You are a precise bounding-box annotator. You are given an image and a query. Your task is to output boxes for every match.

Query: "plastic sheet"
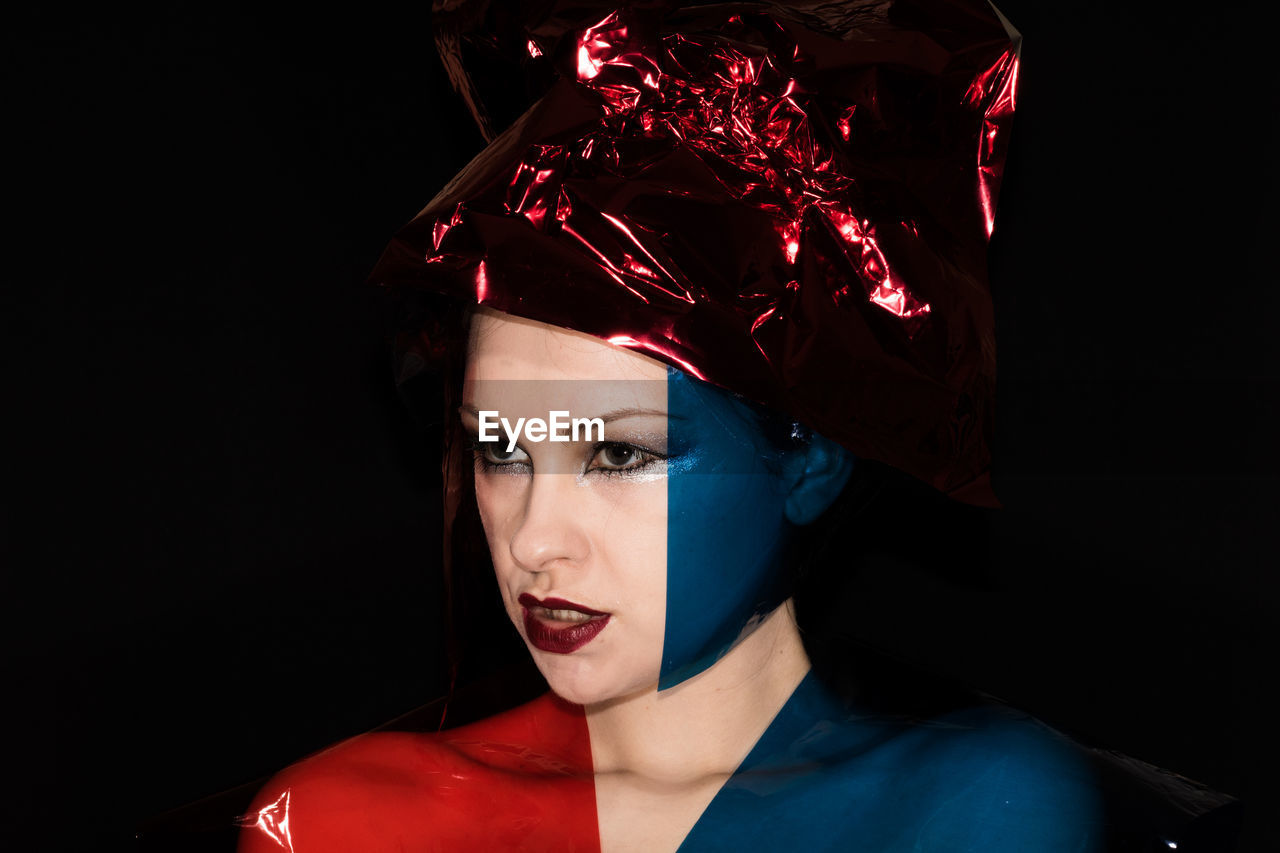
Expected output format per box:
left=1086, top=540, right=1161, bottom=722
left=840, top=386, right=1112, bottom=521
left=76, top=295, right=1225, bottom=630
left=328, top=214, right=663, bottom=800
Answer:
left=372, top=0, right=1022, bottom=505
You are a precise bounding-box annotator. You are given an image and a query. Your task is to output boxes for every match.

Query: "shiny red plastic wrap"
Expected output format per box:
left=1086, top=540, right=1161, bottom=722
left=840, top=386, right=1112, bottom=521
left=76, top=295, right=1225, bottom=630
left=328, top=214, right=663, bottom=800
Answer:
left=370, top=0, right=1021, bottom=505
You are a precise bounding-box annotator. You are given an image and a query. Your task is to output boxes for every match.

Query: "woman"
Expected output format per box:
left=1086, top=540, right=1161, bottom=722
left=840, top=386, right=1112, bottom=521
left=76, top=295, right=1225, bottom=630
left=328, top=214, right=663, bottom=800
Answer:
left=240, top=1, right=1106, bottom=849
left=240, top=309, right=1101, bottom=853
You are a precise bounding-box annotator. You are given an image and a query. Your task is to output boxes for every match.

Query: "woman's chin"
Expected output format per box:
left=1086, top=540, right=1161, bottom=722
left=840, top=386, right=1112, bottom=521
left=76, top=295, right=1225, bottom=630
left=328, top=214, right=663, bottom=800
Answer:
left=528, top=649, right=657, bottom=707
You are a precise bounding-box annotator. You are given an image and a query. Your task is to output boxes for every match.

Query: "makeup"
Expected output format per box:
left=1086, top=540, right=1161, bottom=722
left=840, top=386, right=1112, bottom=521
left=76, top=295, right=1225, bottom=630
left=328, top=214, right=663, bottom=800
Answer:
left=519, top=593, right=611, bottom=654
left=660, top=367, right=795, bottom=689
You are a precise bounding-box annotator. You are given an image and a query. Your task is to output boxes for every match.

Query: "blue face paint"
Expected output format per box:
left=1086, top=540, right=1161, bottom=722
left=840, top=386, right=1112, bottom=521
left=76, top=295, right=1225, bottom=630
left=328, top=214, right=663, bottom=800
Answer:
left=655, top=372, right=1104, bottom=847
left=659, top=367, right=795, bottom=689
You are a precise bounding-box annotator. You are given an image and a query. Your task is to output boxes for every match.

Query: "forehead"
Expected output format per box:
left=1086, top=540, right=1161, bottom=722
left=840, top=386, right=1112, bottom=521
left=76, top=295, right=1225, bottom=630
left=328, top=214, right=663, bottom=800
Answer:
left=466, top=308, right=668, bottom=384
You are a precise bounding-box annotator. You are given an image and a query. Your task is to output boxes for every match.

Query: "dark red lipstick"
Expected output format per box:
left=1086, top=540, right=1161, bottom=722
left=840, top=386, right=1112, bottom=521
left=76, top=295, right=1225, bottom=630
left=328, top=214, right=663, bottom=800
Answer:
left=518, top=593, right=611, bottom=653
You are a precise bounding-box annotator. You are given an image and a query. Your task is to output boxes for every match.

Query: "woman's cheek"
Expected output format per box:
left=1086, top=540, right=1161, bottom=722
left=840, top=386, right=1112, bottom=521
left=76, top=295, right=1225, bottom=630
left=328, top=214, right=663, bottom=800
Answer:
left=473, top=471, right=496, bottom=537
left=594, top=475, right=666, bottom=542
left=474, top=470, right=524, bottom=566
left=594, top=476, right=668, bottom=618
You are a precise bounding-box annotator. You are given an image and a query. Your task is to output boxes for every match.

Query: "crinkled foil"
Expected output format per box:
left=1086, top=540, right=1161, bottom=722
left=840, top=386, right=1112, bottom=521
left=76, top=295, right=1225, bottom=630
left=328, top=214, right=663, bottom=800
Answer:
left=370, top=0, right=1021, bottom=505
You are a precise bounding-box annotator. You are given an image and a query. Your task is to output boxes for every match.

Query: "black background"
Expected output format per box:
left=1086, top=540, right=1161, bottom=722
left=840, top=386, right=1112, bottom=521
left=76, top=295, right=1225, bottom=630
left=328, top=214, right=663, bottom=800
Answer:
left=11, top=1, right=1278, bottom=849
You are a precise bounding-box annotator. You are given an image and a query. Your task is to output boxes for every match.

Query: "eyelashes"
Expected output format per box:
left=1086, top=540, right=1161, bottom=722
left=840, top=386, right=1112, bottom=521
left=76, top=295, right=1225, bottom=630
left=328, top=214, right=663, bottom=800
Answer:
left=464, top=435, right=667, bottom=478
left=466, top=435, right=530, bottom=471
left=590, top=442, right=672, bottom=478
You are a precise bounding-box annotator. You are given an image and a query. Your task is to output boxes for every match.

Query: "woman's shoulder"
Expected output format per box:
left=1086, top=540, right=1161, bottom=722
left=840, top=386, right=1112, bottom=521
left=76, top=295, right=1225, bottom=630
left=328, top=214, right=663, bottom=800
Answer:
left=235, top=729, right=467, bottom=853
left=867, top=703, right=1106, bottom=851
left=908, top=702, right=1094, bottom=771
left=237, top=692, right=598, bottom=853
left=693, top=680, right=1105, bottom=852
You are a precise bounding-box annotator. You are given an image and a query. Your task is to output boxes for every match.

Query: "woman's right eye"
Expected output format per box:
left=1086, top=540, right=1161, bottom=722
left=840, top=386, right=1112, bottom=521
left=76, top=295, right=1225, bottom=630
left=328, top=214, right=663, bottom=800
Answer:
left=468, top=437, right=531, bottom=469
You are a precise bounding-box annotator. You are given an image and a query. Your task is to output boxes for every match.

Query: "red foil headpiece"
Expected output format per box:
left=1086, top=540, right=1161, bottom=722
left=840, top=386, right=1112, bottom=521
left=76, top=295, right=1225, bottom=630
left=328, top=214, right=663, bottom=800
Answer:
left=371, top=0, right=1020, bottom=505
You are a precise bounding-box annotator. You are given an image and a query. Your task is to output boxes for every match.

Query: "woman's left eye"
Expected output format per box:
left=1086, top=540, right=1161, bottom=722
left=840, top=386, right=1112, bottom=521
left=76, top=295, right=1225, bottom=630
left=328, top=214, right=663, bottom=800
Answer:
left=589, top=443, right=661, bottom=475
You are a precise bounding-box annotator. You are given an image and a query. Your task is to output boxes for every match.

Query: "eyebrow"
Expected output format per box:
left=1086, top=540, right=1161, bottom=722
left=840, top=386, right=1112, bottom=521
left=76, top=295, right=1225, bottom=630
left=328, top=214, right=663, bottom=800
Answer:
left=458, top=405, right=683, bottom=422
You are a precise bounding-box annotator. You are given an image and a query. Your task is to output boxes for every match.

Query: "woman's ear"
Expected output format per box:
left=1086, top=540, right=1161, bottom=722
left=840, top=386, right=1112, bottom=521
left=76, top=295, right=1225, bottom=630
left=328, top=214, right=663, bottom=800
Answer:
left=782, top=433, right=856, bottom=525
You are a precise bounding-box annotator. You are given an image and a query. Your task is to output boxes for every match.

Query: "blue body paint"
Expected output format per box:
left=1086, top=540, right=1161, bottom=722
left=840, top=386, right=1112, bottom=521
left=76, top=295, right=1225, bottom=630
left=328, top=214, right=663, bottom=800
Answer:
left=679, top=672, right=1104, bottom=851
left=655, top=368, right=1102, bottom=847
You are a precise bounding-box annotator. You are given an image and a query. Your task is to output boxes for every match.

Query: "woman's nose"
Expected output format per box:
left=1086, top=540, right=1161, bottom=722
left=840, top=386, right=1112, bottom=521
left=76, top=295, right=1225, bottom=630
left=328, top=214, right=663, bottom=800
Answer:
left=508, top=472, right=591, bottom=573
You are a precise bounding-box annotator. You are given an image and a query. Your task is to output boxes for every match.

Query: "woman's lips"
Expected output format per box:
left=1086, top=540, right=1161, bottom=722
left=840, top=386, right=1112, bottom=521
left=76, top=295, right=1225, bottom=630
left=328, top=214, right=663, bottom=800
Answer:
left=518, top=593, right=611, bottom=654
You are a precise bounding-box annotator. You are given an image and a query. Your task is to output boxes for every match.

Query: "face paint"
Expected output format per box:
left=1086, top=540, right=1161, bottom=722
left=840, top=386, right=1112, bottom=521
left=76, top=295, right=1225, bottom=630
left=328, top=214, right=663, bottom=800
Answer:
left=660, top=366, right=793, bottom=689
left=465, top=309, right=813, bottom=701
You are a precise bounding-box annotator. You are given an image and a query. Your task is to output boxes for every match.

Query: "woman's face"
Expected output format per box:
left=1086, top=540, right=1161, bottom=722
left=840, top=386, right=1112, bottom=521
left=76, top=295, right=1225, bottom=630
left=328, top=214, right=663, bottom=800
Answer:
left=461, top=309, right=814, bottom=705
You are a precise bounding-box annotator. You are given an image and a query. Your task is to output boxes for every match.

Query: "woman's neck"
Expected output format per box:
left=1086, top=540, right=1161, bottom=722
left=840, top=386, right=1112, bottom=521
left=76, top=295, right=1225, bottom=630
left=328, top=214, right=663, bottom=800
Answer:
left=584, top=599, right=810, bottom=784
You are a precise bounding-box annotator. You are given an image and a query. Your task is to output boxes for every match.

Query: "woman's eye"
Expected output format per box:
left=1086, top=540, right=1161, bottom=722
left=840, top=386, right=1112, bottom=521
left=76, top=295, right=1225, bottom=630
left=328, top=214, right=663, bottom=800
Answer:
left=487, top=445, right=523, bottom=463
left=469, top=438, right=530, bottom=469
left=590, top=443, right=660, bottom=474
